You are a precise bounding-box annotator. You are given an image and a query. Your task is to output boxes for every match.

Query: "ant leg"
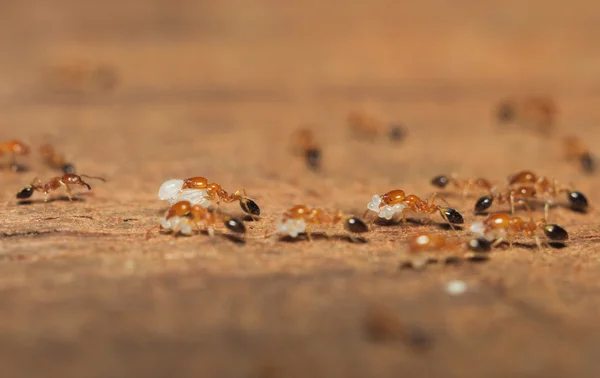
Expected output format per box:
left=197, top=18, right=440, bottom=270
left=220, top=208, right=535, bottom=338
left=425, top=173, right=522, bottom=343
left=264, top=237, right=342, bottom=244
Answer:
left=491, top=237, right=505, bottom=249
left=59, top=181, right=73, bottom=200
left=207, top=227, right=215, bottom=238
left=305, top=225, right=313, bottom=242
left=535, top=236, right=544, bottom=250
left=145, top=225, right=161, bottom=240
left=544, top=202, right=550, bottom=222
left=510, top=193, right=516, bottom=215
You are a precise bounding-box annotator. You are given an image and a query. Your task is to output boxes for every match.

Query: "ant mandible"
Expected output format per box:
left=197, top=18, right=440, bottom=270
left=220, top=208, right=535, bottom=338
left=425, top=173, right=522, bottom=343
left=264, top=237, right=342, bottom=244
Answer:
left=158, top=176, right=261, bottom=217
left=365, top=190, right=464, bottom=226
left=16, top=174, right=105, bottom=202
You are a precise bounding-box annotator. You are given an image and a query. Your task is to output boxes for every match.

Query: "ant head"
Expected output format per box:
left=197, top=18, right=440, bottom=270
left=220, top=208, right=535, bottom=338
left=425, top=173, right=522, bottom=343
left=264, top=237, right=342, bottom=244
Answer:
left=474, top=196, right=493, bottom=213
left=440, top=207, right=464, bottom=224
left=305, top=148, right=321, bottom=171
left=496, top=102, right=515, bottom=122
left=467, top=238, right=491, bottom=252
left=240, top=197, right=260, bottom=216
left=580, top=153, right=595, bottom=174
left=542, top=224, right=569, bottom=241
left=225, top=218, right=246, bottom=234
left=8, top=140, right=30, bottom=155
left=61, top=163, right=76, bottom=175
left=16, top=185, right=34, bottom=199
left=431, top=175, right=449, bottom=188
left=64, top=174, right=91, bottom=190
left=567, top=191, right=588, bottom=212
left=387, top=124, right=405, bottom=142
left=344, top=216, right=369, bottom=234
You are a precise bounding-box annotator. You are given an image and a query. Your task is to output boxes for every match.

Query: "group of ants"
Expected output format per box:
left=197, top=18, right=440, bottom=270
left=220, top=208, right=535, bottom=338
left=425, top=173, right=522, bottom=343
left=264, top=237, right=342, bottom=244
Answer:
left=4, top=96, right=595, bottom=267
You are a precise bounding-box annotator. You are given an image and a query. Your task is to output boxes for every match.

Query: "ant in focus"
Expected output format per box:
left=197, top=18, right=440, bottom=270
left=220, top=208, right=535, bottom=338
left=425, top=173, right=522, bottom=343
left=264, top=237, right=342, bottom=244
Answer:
left=290, top=127, right=321, bottom=171
left=365, top=190, right=464, bottom=226
left=0, top=140, right=30, bottom=172
left=469, top=211, right=568, bottom=249
left=39, top=144, right=76, bottom=174
left=347, top=111, right=405, bottom=142
left=495, top=96, right=558, bottom=134
left=563, top=135, right=595, bottom=174
left=276, top=205, right=369, bottom=241
left=158, top=176, right=261, bottom=217
left=16, top=174, right=105, bottom=202
left=157, top=200, right=246, bottom=237
left=399, top=231, right=491, bottom=269
left=430, top=174, right=494, bottom=197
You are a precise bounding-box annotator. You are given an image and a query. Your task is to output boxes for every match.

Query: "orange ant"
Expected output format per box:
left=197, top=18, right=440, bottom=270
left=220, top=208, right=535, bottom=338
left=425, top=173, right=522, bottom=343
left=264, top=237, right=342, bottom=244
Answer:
left=399, top=231, right=491, bottom=269
left=473, top=186, right=538, bottom=215
left=495, top=96, right=558, bottom=134
left=430, top=174, right=494, bottom=197
left=347, top=111, right=405, bottom=142
left=276, top=205, right=369, bottom=241
left=563, top=135, right=595, bottom=174
left=365, top=190, right=464, bottom=225
left=158, top=177, right=260, bottom=217
left=157, top=200, right=246, bottom=237
left=0, top=140, right=30, bottom=171
left=16, top=174, right=105, bottom=202
left=469, top=212, right=568, bottom=249
left=39, top=144, right=76, bottom=174
left=290, top=127, right=321, bottom=171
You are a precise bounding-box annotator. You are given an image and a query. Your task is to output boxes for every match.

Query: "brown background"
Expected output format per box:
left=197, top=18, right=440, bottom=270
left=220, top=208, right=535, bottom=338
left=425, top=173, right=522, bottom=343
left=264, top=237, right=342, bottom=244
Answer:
left=1, top=1, right=600, bottom=377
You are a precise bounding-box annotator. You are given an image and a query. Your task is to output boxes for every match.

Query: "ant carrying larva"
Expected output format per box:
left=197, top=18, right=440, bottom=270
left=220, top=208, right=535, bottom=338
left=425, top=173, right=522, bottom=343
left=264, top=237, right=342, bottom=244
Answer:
left=290, top=127, right=321, bottom=171
left=154, top=200, right=246, bottom=238
left=365, top=190, right=464, bottom=226
left=158, top=176, right=261, bottom=217
left=0, top=140, right=30, bottom=172
left=16, top=174, right=105, bottom=202
left=39, top=144, right=76, bottom=174
left=276, top=205, right=369, bottom=241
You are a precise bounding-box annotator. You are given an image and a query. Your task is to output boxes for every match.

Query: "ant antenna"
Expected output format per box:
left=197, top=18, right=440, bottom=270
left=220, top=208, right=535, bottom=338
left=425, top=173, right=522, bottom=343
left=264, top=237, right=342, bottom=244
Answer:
left=80, top=174, right=107, bottom=182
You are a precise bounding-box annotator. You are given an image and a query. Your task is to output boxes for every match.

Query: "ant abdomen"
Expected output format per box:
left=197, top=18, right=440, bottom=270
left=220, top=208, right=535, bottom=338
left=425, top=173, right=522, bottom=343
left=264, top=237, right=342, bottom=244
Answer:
left=543, top=224, right=569, bottom=241
left=441, top=208, right=464, bottom=224
left=430, top=175, right=450, bottom=189
left=225, top=218, right=246, bottom=234
left=345, top=216, right=369, bottom=234
left=567, top=191, right=589, bottom=212
left=16, top=186, right=34, bottom=199
left=305, top=148, right=321, bottom=171
left=467, top=238, right=491, bottom=252
left=240, top=198, right=260, bottom=216
left=474, top=196, right=493, bottom=213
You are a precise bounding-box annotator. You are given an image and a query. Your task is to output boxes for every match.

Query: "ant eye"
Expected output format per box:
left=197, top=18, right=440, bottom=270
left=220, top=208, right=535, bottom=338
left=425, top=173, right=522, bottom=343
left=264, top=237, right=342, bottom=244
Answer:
left=16, top=186, right=33, bottom=199
left=240, top=198, right=260, bottom=216
left=474, top=196, right=493, bottom=213
left=430, top=175, right=449, bottom=188
left=345, top=217, right=369, bottom=233
left=305, top=148, right=321, bottom=170
left=543, top=224, right=569, bottom=241
left=581, top=153, right=595, bottom=174
left=568, top=191, right=589, bottom=212
left=442, top=208, right=464, bottom=224
left=387, top=124, right=405, bottom=142
left=496, top=102, right=514, bottom=122
left=62, top=163, right=76, bottom=174
left=225, top=218, right=246, bottom=234
left=467, top=238, right=491, bottom=252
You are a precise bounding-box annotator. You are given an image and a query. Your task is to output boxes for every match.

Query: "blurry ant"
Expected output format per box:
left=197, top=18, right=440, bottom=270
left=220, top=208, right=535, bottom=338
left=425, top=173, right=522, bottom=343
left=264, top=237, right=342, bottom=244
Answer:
left=563, top=135, right=595, bottom=174
left=0, top=140, right=30, bottom=171
left=365, top=190, right=464, bottom=226
left=16, top=174, right=105, bottom=202
left=276, top=205, right=369, bottom=241
left=156, top=200, right=246, bottom=237
left=495, top=96, right=558, bottom=134
left=430, top=174, right=494, bottom=197
left=158, top=177, right=260, bottom=217
left=399, top=231, right=491, bottom=269
left=290, top=127, right=321, bottom=171
left=39, top=144, right=76, bottom=174
left=473, top=186, right=538, bottom=215
left=469, top=211, right=568, bottom=249
left=347, top=111, right=405, bottom=142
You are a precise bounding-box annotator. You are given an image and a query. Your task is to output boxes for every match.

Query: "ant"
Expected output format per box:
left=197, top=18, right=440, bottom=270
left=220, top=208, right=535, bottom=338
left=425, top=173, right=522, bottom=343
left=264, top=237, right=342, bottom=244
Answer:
left=473, top=186, right=538, bottom=215
left=495, top=96, right=558, bottom=134
left=365, top=190, right=464, bottom=226
left=158, top=177, right=260, bottom=217
left=469, top=212, right=568, bottom=249
left=399, top=231, right=491, bottom=269
left=39, top=144, right=76, bottom=174
left=16, top=174, right=105, bottom=202
left=158, top=200, right=246, bottom=237
left=563, top=135, right=595, bottom=174
left=347, top=111, right=405, bottom=142
left=290, top=127, right=321, bottom=171
left=430, top=174, right=494, bottom=197
left=276, top=205, right=369, bottom=241
left=0, top=140, right=30, bottom=171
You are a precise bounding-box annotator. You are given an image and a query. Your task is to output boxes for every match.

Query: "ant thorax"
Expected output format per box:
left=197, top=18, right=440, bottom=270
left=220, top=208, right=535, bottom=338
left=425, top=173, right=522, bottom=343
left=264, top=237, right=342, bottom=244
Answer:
left=367, top=194, right=406, bottom=220
left=158, top=179, right=212, bottom=207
